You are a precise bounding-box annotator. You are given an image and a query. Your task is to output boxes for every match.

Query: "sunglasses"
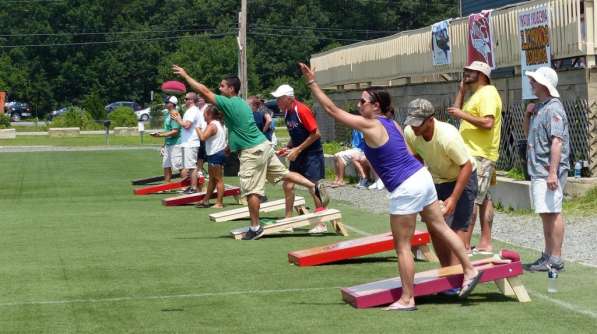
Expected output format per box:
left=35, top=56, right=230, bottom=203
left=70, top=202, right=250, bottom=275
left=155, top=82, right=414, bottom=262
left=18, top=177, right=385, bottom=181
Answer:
left=359, top=98, right=370, bottom=105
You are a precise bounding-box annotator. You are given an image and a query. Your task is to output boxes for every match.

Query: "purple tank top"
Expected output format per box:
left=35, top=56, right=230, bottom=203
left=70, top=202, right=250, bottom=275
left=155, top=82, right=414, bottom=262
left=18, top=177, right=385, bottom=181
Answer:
left=363, top=117, right=422, bottom=192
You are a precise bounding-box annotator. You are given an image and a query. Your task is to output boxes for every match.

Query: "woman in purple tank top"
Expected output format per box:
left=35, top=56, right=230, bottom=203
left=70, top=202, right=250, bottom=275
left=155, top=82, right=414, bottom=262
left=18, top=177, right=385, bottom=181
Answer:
left=300, top=63, right=482, bottom=311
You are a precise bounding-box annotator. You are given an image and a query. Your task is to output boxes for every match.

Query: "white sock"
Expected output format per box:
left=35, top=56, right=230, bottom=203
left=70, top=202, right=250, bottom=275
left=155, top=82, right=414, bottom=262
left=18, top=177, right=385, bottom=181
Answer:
left=250, top=225, right=260, bottom=232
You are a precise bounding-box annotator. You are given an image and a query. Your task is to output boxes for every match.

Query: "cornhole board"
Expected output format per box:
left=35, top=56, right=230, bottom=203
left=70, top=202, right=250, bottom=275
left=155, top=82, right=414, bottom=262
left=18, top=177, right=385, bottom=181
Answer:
left=209, top=197, right=308, bottom=222
left=341, top=250, right=530, bottom=308
left=161, top=185, right=241, bottom=206
left=230, top=209, right=347, bottom=240
left=133, top=177, right=191, bottom=195
left=131, top=173, right=181, bottom=185
left=288, top=231, right=436, bottom=266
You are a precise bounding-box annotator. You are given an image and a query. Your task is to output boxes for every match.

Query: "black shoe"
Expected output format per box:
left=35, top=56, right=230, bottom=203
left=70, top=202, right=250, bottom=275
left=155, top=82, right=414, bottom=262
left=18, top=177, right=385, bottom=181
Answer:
left=314, top=182, right=330, bottom=208
left=183, top=187, right=197, bottom=195
left=524, top=253, right=549, bottom=272
left=242, top=225, right=265, bottom=240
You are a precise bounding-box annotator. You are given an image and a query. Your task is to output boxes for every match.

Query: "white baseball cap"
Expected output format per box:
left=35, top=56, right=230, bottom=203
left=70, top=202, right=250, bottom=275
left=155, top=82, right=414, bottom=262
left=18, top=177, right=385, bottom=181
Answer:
left=525, top=67, right=559, bottom=98
left=464, top=61, right=492, bottom=80
left=165, top=96, right=178, bottom=105
left=271, top=84, right=294, bottom=98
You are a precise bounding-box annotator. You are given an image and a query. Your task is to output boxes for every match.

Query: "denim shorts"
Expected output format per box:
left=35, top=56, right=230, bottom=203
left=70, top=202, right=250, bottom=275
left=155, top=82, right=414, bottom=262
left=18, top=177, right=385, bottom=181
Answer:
left=207, top=150, right=226, bottom=166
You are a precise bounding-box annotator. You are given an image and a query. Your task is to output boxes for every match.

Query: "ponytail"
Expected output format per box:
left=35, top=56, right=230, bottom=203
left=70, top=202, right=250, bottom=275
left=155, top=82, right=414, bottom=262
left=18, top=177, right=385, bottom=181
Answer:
left=365, top=88, right=395, bottom=118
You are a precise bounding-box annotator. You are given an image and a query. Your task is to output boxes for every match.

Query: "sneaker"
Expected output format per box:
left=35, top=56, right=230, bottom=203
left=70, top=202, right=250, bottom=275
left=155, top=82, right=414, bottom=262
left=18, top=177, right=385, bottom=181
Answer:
left=356, top=178, right=369, bottom=189
left=314, top=182, right=330, bottom=208
left=308, top=224, right=328, bottom=234
left=438, top=287, right=461, bottom=296
left=183, top=187, right=197, bottom=195
left=524, top=252, right=549, bottom=272
left=242, top=225, right=265, bottom=240
left=547, top=257, right=565, bottom=272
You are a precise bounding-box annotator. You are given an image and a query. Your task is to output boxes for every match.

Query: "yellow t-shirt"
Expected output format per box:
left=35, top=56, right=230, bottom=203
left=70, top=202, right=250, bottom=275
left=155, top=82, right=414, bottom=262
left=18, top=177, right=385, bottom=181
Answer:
left=459, top=85, right=502, bottom=162
left=404, top=121, right=475, bottom=184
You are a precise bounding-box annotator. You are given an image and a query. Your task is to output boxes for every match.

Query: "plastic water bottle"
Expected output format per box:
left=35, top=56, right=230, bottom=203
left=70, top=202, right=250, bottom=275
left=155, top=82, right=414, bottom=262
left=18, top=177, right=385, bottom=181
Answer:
left=574, top=161, right=582, bottom=178
left=547, top=266, right=558, bottom=293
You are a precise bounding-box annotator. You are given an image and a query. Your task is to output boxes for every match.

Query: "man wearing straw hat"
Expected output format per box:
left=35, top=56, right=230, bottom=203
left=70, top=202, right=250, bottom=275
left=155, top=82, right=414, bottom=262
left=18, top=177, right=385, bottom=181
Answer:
left=523, top=67, right=570, bottom=272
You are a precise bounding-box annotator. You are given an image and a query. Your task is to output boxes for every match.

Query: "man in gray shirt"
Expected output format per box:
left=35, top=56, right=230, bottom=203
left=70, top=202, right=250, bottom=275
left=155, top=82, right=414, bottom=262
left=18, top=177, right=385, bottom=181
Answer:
left=523, top=67, right=570, bottom=272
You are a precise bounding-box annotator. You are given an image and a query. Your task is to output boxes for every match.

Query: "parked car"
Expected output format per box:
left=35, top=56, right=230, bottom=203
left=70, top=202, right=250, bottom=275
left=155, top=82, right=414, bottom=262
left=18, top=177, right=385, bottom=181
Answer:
left=135, top=107, right=151, bottom=121
left=4, top=101, right=32, bottom=121
left=48, top=107, right=68, bottom=121
left=105, top=101, right=142, bottom=113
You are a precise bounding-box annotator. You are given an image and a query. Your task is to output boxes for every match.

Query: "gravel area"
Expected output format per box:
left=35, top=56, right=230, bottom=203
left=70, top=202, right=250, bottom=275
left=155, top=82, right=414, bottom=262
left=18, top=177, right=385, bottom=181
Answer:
left=0, top=145, right=160, bottom=153
left=326, top=183, right=597, bottom=267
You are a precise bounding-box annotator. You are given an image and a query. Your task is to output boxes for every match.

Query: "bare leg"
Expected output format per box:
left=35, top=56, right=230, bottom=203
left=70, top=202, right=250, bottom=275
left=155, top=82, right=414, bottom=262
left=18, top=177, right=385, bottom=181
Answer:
left=464, top=204, right=478, bottom=251
left=201, top=178, right=216, bottom=206
left=196, top=159, right=205, bottom=191
left=540, top=213, right=564, bottom=257
left=213, top=165, right=224, bottom=208
left=282, top=172, right=323, bottom=208
left=386, top=213, right=417, bottom=308
left=476, top=198, right=494, bottom=251
left=247, top=194, right=262, bottom=227
left=420, top=201, right=478, bottom=282
left=352, top=158, right=367, bottom=179
left=334, top=157, right=346, bottom=185
left=283, top=180, right=295, bottom=218
left=164, top=167, right=172, bottom=183
left=189, top=168, right=198, bottom=190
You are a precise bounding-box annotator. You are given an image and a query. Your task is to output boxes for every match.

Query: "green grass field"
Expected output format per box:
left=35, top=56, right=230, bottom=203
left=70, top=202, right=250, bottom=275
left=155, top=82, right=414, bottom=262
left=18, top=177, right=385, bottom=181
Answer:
left=0, top=135, right=163, bottom=146
left=0, top=150, right=596, bottom=333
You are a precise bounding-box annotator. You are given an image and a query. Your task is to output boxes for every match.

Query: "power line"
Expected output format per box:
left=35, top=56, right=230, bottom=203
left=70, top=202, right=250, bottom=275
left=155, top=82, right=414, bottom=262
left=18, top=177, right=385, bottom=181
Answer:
left=248, top=31, right=363, bottom=42
left=249, top=24, right=397, bottom=34
left=0, top=32, right=234, bottom=49
left=0, top=26, right=235, bottom=38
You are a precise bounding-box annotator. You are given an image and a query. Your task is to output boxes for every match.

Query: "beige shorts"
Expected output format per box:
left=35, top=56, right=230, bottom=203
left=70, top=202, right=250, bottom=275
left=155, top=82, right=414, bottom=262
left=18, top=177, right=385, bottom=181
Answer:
left=162, top=145, right=182, bottom=170
left=335, top=148, right=365, bottom=166
left=474, top=156, right=496, bottom=204
left=181, top=146, right=199, bottom=169
left=238, top=141, right=289, bottom=197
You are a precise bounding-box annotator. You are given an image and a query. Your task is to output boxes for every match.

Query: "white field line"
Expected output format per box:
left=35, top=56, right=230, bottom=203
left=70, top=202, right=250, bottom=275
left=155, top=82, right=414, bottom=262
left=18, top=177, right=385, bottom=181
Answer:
left=528, top=289, right=597, bottom=320
left=0, top=287, right=339, bottom=308
left=342, top=223, right=372, bottom=236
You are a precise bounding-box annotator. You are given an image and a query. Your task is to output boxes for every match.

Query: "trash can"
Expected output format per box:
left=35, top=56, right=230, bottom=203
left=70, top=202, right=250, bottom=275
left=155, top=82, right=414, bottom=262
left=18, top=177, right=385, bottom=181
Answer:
left=517, top=139, right=531, bottom=181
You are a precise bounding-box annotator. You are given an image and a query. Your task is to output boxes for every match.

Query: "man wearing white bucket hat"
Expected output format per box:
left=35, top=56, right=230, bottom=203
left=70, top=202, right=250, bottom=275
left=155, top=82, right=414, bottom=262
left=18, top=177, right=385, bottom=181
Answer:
left=448, top=61, right=502, bottom=255
left=523, top=66, right=570, bottom=272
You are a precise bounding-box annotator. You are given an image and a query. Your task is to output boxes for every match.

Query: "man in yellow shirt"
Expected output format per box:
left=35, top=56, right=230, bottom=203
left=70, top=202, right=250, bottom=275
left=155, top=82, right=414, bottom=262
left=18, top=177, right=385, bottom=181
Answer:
left=448, top=61, right=502, bottom=254
left=404, top=98, right=477, bottom=269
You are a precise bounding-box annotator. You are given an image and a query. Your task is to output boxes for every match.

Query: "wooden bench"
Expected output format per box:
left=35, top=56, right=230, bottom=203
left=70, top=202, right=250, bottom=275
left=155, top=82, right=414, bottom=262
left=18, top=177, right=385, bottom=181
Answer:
left=230, top=209, right=347, bottom=240
left=209, top=197, right=308, bottom=222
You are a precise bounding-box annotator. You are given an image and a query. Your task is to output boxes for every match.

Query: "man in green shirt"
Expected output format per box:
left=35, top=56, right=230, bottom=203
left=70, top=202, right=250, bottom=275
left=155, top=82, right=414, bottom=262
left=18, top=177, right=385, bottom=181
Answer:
left=150, top=96, right=182, bottom=183
left=172, top=65, right=329, bottom=240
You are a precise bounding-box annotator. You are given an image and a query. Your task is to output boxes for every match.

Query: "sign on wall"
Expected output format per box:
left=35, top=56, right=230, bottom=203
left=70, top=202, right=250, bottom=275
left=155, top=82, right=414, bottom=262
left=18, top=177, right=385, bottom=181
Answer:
left=519, top=6, right=551, bottom=100
left=432, top=20, right=452, bottom=66
left=467, top=10, right=495, bottom=68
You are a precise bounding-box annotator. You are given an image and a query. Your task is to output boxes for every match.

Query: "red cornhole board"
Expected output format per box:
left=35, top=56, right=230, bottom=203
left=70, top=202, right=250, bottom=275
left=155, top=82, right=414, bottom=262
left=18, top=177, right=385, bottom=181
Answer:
left=161, top=185, right=241, bottom=206
left=131, top=173, right=181, bottom=186
left=288, top=231, right=433, bottom=266
left=133, top=177, right=192, bottom=195
left=341, top=250, right=530, bottom=308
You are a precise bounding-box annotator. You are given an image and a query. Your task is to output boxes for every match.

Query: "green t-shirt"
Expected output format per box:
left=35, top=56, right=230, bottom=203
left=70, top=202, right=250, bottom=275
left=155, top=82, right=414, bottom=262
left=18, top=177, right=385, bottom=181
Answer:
left=215, top=95, right=266, bottom=151
left=162, top=110, right=182, bottom=146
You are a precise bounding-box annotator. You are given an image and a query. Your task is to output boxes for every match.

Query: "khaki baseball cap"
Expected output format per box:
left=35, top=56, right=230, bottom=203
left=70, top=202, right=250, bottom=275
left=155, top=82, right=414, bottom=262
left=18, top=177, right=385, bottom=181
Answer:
left=404, top=98, right=434, bottom=127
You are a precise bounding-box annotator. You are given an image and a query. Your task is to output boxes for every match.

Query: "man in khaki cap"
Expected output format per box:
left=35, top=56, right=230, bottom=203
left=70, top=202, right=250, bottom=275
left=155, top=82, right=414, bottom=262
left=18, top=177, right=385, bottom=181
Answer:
left=523, top=67, right=569, bottom=272
left=448, top=61, right=502, bottom=255
left=404, top=98, right=478, bottom=275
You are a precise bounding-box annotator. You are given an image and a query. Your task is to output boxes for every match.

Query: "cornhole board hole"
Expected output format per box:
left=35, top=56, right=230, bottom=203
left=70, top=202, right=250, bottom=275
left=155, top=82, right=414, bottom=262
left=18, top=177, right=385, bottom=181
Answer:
left=133, top=177, right=192, bottom=195
left=341, top=250, right=530, bottom=308
left=162, top=185, right=241, bottom=206
left=209, top=197, right=308, bottom=222
left=131, top=173, right=181, bottom=185
left=230, top=209, right=347, bottom=240
left=288, top=230, right=436, bottom=266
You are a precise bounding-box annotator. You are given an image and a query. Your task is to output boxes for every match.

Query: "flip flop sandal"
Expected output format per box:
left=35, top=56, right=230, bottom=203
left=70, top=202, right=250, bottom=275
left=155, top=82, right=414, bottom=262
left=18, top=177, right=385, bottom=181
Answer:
left=382, top=301, right=417, bottom=311
left=195, top=202, right=211, bottom=208
left=459, top=270, right=484, bottom=299
left=475, top=249, right=494, bottom=255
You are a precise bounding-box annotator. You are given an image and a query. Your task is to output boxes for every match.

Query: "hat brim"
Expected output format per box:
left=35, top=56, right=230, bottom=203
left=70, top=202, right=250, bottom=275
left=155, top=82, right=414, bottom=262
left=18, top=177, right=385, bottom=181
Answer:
left=525, top=71, right=560, bottom=98
left=404, top=116, right=425, bottom=127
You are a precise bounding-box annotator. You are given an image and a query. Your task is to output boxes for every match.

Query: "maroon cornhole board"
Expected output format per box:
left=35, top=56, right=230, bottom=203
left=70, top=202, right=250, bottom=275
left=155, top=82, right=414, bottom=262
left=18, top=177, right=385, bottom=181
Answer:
left=161, top=185, right=240, bottom=206
left=341, top=250, right=523, bottom=308
left=288, top=231, right=430, bottom=267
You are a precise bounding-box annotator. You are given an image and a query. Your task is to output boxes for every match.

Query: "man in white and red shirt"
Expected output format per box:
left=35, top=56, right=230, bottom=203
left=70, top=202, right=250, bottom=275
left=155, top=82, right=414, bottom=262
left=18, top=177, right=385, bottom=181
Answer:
left=272, top=84, right=327, bottom=233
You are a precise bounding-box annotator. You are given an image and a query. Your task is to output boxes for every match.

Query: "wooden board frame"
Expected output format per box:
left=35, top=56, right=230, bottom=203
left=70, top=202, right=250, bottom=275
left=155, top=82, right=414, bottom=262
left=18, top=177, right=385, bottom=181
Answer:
left=230, top=209, right=347, bottom=240
left=133, top=178, right=191, bottom=195
left=131, top=173, right=181, bottom=185
left=161, top=185, right=240, bottom=206
left=209, top=197, right=308, bottom=222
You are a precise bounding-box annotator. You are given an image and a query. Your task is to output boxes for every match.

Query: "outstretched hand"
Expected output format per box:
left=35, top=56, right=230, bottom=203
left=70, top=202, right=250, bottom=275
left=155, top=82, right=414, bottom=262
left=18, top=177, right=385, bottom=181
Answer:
left=298, top=63, right=315, bottom=82
left=172, top=64, right=188, bottom=78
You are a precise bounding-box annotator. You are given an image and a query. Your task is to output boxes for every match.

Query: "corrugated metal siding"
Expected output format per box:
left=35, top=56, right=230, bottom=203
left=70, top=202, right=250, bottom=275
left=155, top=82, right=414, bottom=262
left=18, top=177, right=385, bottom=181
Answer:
left=462, top=0, right=529, bottom=15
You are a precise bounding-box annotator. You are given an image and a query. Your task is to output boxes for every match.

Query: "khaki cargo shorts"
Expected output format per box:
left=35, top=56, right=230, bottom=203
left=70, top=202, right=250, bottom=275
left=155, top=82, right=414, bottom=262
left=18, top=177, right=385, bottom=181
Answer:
left=474, top=156, right=496, bottom=204
left=238, top=141, right=289, bottom=197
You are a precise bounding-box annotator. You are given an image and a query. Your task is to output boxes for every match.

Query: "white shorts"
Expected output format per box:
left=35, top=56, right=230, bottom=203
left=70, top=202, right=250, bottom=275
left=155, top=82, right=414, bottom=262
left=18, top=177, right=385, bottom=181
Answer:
left=162, top=145, right=182, bottom=170
left=530, top=173, right=567, bottom=213
left=181, top=146, right=199, bottom=169
left=388, top=168, right=437, bottom=215
left=335, top=148, right=364, bottom=166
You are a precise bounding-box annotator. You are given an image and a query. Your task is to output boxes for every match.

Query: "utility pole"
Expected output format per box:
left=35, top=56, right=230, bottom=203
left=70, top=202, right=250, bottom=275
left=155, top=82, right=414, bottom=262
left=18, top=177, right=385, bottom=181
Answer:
left=237, top=0, right=248, bottom=99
